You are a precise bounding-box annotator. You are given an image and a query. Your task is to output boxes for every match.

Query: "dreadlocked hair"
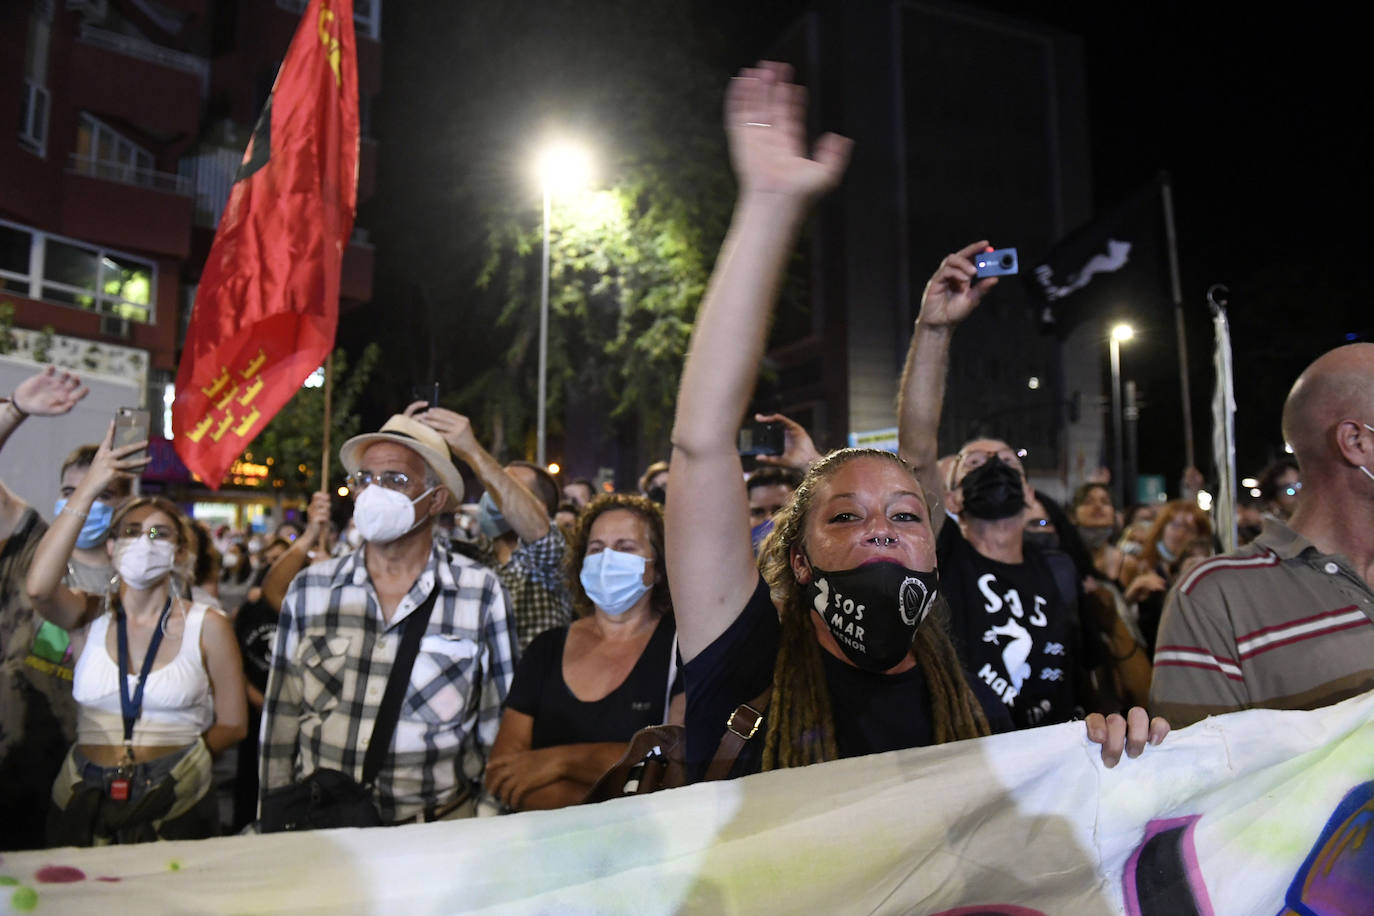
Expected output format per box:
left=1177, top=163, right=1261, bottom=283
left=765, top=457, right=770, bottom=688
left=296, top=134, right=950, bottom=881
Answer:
left=756, top=448, right=991, bottom=770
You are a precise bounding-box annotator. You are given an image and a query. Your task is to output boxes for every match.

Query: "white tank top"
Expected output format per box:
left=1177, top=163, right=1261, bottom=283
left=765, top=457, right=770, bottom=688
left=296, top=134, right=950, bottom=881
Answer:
left=73, top=602, right=215, bottom=746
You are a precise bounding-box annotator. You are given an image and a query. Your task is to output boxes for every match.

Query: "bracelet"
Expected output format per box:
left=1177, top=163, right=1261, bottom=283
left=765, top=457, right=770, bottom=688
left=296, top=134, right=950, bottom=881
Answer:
left=61, top=504, right=89, bottom=520
left=4, top=395, right=26, bottom=418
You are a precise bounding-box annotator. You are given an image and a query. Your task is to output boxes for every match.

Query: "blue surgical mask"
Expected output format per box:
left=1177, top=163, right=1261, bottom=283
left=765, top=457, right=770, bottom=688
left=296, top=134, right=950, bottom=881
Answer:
left=750, top=517, right=775, bottom=556
left=477, top=491, right=512, bottom=539
left=580, top=548, right=653, bottom=617
left=55, top=498, right=114, bottom=549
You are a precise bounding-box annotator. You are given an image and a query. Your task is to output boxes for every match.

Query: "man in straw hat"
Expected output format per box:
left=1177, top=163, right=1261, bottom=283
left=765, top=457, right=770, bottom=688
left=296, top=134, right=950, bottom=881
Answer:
left=260, top=413, right=516, bottom=823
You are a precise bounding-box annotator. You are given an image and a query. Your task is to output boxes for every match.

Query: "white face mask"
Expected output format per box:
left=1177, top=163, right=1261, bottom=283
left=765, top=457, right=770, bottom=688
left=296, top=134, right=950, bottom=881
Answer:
left=353, top=484, right=435, bottom=544
left=117, top=537, right=177, bottom=590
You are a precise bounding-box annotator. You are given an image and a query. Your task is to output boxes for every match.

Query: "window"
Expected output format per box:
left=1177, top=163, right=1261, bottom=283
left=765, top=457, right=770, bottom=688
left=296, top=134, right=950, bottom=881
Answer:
left=18, top=80, right=49, bottom=156
left=20, top=2, right=53, bottom=156
left=0, top=218, right=156, bottom=323
left=74, top=114, right=153, bottom=184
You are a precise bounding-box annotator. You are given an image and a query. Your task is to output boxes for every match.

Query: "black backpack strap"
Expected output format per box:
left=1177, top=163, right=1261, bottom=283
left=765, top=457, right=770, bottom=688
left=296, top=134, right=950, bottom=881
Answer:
left=361, top=586, right=441, bottom=788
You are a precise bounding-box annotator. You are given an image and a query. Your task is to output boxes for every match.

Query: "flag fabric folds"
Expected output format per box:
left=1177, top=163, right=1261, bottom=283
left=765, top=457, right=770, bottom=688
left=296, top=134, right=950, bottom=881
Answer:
left=1026, top=178, right=1170, bottom=338
left=172, top=0, right=358, bottom=487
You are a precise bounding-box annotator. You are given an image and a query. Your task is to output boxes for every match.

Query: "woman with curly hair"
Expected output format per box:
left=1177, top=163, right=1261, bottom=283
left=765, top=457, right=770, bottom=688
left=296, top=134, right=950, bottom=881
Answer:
left=486, top=494, right=680, bottom=810
left=668, top=62, right=1166, bottom=780
left=1120, top=499, right=1215, bottom=653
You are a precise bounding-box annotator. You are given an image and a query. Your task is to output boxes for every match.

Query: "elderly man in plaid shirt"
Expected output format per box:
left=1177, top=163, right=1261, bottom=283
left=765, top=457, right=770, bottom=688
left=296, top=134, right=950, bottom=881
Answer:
left=404, top=402, right=572, bottom=650
left=260, top=414, right=516, bottom=823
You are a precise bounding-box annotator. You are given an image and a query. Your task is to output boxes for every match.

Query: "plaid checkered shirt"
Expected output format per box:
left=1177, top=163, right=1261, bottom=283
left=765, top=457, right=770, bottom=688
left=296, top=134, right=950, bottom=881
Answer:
left=472, top=525, right=572, bottom=651
left=259, top=542, right=515, bottom=822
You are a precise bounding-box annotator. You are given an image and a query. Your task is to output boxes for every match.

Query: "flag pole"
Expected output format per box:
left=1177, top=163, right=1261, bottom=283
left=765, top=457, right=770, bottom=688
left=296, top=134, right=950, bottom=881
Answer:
left=1161, top=172, right=1195, bottom=470
left=320, top=351, right=333, bottom=488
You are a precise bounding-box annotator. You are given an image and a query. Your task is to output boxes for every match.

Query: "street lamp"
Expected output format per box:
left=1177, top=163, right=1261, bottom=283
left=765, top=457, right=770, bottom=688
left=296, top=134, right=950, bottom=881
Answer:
left=534, top=142, right=591, bottom=466
left=1109, top=323, right=1135, bottom=507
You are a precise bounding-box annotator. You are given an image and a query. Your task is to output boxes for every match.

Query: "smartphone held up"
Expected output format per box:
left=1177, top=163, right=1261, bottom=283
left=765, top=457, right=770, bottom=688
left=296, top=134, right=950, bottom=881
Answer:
left=113, top=407, right=151, bottom=461
left=974, top=247, right=1018, bottom=279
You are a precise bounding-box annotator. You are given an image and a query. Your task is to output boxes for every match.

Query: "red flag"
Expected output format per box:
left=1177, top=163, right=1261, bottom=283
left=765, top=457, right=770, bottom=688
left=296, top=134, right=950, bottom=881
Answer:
left=172, top=0, right=358, bottom=487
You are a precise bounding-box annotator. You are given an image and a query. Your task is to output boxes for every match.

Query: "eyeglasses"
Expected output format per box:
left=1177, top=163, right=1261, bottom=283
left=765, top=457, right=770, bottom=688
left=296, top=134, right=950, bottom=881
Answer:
left=118, top=524, right=176, bottom=542
left=346, top=470, right=414, bottom=494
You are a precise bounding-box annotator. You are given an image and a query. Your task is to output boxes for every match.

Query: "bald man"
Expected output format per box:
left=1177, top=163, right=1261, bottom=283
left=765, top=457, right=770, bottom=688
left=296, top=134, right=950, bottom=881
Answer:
left=1150, top=344, right=1374, bottom=727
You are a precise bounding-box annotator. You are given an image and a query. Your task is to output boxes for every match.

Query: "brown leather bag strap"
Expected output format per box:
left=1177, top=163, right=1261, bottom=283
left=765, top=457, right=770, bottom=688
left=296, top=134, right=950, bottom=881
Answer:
left=702, top=684, right=773, bottom=782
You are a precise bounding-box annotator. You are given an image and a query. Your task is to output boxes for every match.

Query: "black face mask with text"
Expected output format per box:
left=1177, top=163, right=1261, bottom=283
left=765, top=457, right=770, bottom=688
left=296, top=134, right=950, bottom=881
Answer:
left=803, top=561, right=940, bottom=672
left=960, top=456, right=1026, bottom=520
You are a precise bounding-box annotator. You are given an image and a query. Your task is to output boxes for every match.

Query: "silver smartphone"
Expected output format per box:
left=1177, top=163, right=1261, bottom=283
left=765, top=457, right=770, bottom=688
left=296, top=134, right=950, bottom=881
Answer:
left=114, top=407, right=151, bottom=460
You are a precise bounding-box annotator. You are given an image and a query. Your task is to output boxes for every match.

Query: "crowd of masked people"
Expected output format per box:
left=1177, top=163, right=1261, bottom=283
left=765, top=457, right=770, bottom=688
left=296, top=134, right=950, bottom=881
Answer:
left=3, top=62, right=1371, bottom=850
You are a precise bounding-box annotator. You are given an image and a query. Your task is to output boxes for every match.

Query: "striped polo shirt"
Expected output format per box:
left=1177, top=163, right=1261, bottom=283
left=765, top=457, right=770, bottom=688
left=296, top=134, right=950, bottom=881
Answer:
left=1149, top=519, right=1374, bottom=727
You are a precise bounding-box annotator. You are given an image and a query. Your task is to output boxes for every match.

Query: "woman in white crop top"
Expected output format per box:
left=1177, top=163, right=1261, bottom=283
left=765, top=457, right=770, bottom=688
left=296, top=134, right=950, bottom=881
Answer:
left=25, top=425, right=247, bottom=846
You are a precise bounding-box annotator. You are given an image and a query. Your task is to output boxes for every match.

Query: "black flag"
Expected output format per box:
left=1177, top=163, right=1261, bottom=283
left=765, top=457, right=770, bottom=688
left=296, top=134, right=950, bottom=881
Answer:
left=1026, top=178, right=1171, bottom=338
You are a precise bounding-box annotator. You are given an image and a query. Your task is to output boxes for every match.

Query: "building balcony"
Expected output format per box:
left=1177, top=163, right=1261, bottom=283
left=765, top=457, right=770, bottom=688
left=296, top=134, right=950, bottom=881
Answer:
left=70, top=154, right=193, bottom=196
left=68, top=24, right=206, bottom=137
left=60, top=163, right=194, bottom=259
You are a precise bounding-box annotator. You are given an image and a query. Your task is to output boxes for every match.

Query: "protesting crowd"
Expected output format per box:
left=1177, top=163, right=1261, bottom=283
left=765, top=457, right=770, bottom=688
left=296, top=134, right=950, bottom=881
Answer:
left=1, top=62, right=1371, bottom=853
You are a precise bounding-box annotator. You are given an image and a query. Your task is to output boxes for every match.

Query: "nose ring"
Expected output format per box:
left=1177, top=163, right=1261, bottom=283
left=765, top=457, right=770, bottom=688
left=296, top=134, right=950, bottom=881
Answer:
left=870, top=536, right=897, bottom=546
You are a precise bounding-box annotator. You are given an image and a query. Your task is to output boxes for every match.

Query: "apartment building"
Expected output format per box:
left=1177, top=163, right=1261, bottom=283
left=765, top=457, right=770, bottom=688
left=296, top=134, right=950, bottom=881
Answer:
left=0, top=0, right=379, bottom=517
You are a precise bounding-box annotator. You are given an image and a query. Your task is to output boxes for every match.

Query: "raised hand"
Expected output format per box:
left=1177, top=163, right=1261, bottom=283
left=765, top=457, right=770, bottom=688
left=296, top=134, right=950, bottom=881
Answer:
left=411, top=405, right=481, bottom=459
left=918, top=240, right=1001, bottom=329
left=12, top=366, right=89, bottom=417
left=77, top=421, right=149, bottom=502
left=300, top=491, right=332, bottom=551
left=726, top=61, right=853, bottom=201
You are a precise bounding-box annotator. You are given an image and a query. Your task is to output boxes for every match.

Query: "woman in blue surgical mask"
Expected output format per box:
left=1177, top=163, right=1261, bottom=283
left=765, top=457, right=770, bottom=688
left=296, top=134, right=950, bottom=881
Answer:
left=486, top=493, right=679, bottom=811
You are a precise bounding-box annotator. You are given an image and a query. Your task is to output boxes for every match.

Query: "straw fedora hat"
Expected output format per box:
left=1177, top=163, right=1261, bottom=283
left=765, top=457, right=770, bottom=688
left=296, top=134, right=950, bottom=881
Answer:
left=340, top=415, right=464, bottom=511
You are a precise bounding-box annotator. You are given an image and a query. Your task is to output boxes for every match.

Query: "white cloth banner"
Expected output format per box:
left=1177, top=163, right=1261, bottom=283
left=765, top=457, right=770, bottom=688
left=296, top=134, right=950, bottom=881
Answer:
left=4, top=691, right=1374, bottom=914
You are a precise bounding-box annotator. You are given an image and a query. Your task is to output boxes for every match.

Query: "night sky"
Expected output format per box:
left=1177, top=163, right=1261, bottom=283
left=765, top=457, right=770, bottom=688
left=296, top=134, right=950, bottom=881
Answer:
left=373, top=1, right=1371, bottom=487
left=980, top=2, right=1372, bottom=482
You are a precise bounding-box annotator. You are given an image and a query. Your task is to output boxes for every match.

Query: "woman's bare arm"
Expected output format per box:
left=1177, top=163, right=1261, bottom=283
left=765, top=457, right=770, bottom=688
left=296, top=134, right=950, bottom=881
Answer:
left=667, top=62, right=852, bottom=661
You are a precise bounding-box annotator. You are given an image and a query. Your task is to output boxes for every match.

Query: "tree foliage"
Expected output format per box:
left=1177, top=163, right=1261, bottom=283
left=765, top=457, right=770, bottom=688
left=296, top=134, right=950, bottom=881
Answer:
left=359, top=0, right=740, bottom=463
left=245, top=343, right=381, bottom=496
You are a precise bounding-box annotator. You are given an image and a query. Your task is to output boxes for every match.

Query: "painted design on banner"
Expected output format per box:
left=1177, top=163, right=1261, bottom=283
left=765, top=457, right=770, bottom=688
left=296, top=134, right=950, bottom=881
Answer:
left=1281, top=780, right=1374, bottom=915
left=1123, top=815, right=1214, bottom=916
left=1120, top=783, right=1374, bottom=915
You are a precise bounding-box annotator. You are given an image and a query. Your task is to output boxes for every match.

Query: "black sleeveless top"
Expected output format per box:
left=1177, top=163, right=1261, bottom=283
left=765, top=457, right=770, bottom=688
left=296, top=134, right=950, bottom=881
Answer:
left=505, top=614, right=682, bottom=748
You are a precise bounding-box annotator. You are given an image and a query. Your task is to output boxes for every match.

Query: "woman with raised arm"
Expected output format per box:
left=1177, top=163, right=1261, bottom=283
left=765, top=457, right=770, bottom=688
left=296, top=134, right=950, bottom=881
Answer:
left=668, top=62, right=1165, bottom=781
left=25, top=428, right=247, bottom=845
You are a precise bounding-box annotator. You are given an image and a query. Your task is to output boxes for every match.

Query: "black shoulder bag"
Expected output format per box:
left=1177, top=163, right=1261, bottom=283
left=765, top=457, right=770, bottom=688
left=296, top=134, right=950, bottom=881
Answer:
left=260, top=587, right=439, bottom=832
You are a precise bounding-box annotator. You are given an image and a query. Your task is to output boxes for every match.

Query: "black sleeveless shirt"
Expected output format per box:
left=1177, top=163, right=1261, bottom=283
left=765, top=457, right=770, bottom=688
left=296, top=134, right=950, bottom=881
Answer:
left=505, top=614, right=681, bottom=748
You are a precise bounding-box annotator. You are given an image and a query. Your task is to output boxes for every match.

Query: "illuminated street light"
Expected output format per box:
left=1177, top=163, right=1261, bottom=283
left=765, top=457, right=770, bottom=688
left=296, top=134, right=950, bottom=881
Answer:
left=533, top=141, right=592, bottom=466
left=1109, top=322, right=1136, bottom=507
left=547, top=462, right=561, bottom=475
